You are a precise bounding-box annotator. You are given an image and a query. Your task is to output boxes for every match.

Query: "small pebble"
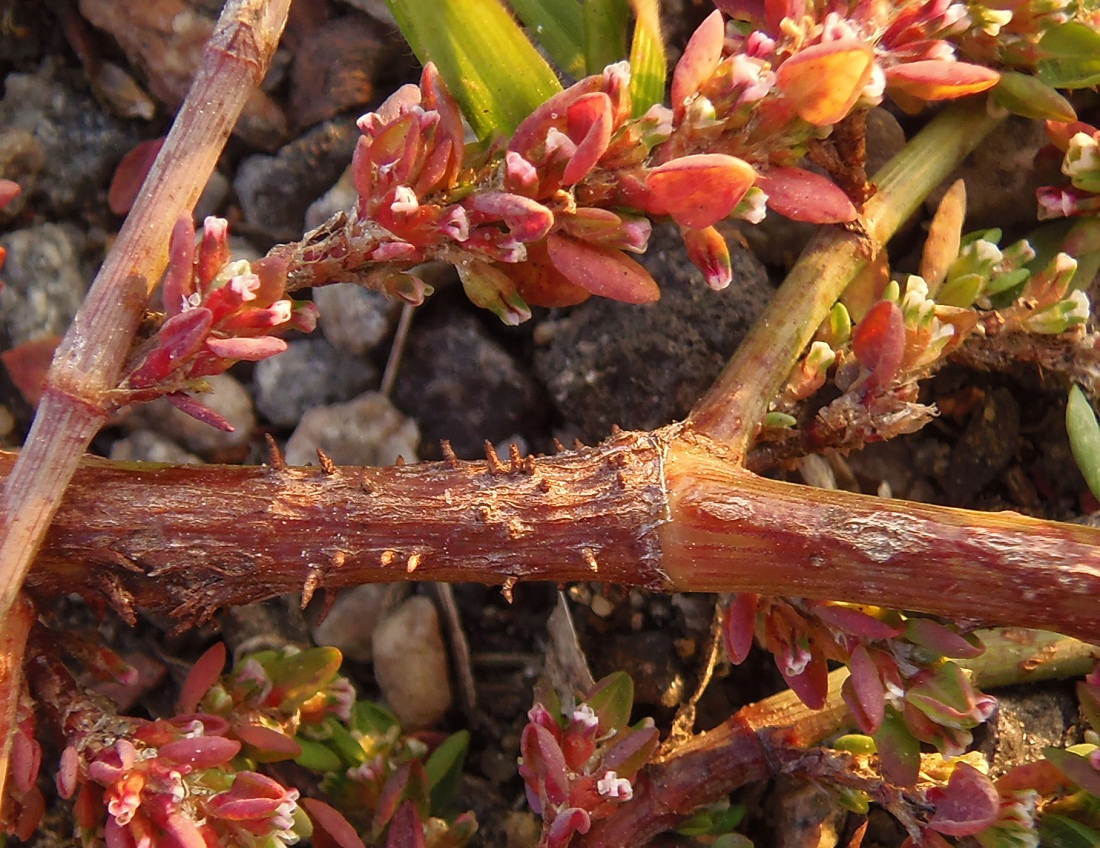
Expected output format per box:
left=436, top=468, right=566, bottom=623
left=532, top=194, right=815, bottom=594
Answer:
left=136, top=373, right=256, bottom=460
left=253, top=338, right=377, bottom=427
left=372, top=596, right=453, bottom=730
left=0, top=224, right=86, bottom=349
left=109, top=429, right=201, bottom=464
left=311, top=584, right=401, bottom=663
left=313, top=283, right=400, bottom=356
left=284, top=391, right=419, bottom=466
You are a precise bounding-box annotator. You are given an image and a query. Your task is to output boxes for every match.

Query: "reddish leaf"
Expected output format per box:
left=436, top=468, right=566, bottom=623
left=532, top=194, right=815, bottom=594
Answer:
left=510, top=76, right=604, bottom=160
left=926, top=763, right=1000, bottom=836
left=723, top=593, right=759, bottom=664
left=851, top=299, right=905, bottom=391
left=814, top=604, right=901, bottom=640
left=546, top=233, right=660, bottom=303
left=506, top=241, right=591, bottom=307
left=776, top=40, right=874, bottom=126
left=178, top=642, right=226, bottom=713
left=885, top=61, right=999, bottom=101
left=671, top=10, right=726, bottom=121
left=520, top=723, right=571, bottom=807
left=780, top=651, right=829, bottom=710
left=469, top=192, right=554, bottom=243
left=385, top=801, right=425, bottom=848
left=562, top=92, right=613, bottom=186
left=0, top=179, right=22, bottom=209
left=645, top=154, right=756, bottom=229
left=756, top=167, right=857, bottom=223
left=1, top=335, right=60, bottom=408
left=547, top=807, right=591, bottom=848
left=159, top=735, right=241, bottom=769
left=843, top=645, right=886, bottom=734
left=205, top=335, right=287, bottom=361
left=232, top=724, right=302, bottom=760
left=301, top=798, right=367, bottom=848
left=108, top=137, right=164, bottom=216
left=904, top=618, right=984, bottom=659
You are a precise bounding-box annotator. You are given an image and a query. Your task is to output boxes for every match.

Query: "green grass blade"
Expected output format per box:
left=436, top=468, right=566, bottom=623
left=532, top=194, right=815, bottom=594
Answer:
left=508, top=0, right=585, bottom=77
left=386, top=0, right=562, bottom=140
left=1067, top=384, right=1100, bottom=503
left=583, top=0, right=631, bottom=73
left=628, top=0, right=666, bottom=114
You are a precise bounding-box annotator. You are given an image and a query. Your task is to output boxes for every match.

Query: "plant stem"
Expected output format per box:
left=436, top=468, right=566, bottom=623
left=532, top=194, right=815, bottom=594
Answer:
left=0, top=596, right=35, bottom=807
left=688, top=104, right=1005, bottom=458
left=15, top=428, right=1100, bottom=640
left=0, top=0, right=293, bottom=627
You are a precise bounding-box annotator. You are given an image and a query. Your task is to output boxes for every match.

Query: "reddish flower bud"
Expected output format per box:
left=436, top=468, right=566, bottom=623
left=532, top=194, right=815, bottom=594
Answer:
left=682, top=225, right=732, bottom=290
left=645, top=154, right=756, bottom=229
left=776, top=40, right=875, bottom=126
left=851, top=299, right=906, bottom=393
left=163, top=216, right=197, bottom=317
left=723, top=593, right=759, bottom=664
left=470, top=192, right=555, bottom=243
left=562, top=93, right=613, bottom=185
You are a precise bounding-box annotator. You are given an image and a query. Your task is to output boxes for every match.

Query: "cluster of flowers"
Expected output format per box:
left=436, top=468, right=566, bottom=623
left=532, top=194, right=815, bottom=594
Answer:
left=724, top=594, right=996, bottom=786
left=30, top=643, right=474, bottom=848
left=115, top=216, right=318, bottom=427
left=308, top=0, right=1040, bottom=325
left=1039, top=120, right=1100, bottom=221
left=519, top=673, right=660, bottom=848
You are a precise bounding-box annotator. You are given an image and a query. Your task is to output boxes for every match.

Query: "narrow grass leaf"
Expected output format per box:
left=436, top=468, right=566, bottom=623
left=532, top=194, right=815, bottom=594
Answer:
left=386, top=0, right=562, bottom=140
left=583, top=0, right=631, bottom=74
left=628, top=0, right=666, bottom=115
left=508, top=0, right=585, bottom=77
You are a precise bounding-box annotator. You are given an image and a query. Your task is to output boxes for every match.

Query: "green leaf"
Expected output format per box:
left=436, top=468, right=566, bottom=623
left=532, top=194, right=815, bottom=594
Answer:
left=294, top=737, right=344, bottom=773
left=1045, top=746, right=1100, bottom=797
left=425, top=730, right=470, bottom=812
left=992, top=71, right=1076, bottom=122
left=628, top=0, right=666, bottom=115
left=386, top=0, right=562, bottom=140
left=1038, top=813, right=1100, bottom=847
left=584, top=671, right=635, bottom=734
left=507, top=0, right=585, bottom=77
left=583, top=0, right=631, bottom=73
left=266, top=647, right=343, bottom=711
left=352, top=700, right=401, bottom=736
left=1067, top=385, right=1100, bottom=503
left=874, top=706, right=920, bottom=786
left=1038, top=22, right=1100, bottom=89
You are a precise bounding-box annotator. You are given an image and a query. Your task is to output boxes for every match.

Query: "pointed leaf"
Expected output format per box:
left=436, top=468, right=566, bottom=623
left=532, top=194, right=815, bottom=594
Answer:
left=851, top=299, right=905, bottom=390
left=723, top=593, right=758, bottom=665
left=682, top=225, right=732, bottom=290
left=874, top=706, right=921, bottom=786
left=926, top=763, right=1000, bottom=837
left=294, top=737, right=344, bottom=773
left=628, top=0, right=666, bottom=116
left=585, top=672, right=635, bottom=735
left=921, top=179, right=966, bottom=293
left=992, top=71, right=1076, bottom=122
left=386, top=0, right=561, bottom=140
left=904, top=618, right=984, bottom=659
left=1039, top=814, right=1100, bottom=847
left=386, top=801, right=426, bottom=848
left=756, top=167, right=857, bottom=223
left=426, top=730, right=469, bottom=812
left=301, top=798, right=368, bottom=848
left=671, top=10, right=724, bottom=121
left=885, top=61, right=999, bottom=102
left=779, top=651, right=829, bottom=710
left=1067, top=385, right=1100, bottom=503
left=178, top=642, right=227, bottom=713
left=457, top=259, right=532, bottom=325
left=108, top=137, right=165, bottom=216
left=1044, top=746, right=1100, bottom=797
left=776, top=40, right=874, bottom=126
left=645, top=153, right=756, bottom=229
left=844, top=646, right=885, bottom=734
left=160, top=736, right=241, bottom=769
left=546, top=233, right=660, bottom=302
left=233, top=724, right=303, bottom=761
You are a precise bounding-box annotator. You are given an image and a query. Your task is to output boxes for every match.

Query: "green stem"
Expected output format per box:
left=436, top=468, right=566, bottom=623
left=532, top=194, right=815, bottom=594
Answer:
left=688, top=103, right=1006, bottom=459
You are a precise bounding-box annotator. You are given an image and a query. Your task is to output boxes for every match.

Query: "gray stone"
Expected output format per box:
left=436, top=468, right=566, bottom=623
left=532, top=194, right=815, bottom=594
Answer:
left=0, top=224, right=86, bottom=349
left=534, top=226, right=773, bottom=441
left=0, top=67, right=138, bottom=216
left=372, top=596, right=453, bottom=730
left=313, top=283, right=400, bottom=356
left=393, top=309, right=547, bottom=458
left=284, top=391, right=419, bottom=466
left=311, top=584, right=404, bottom=664
left=253, top=338, right=377, bottom=427
left=234, top=118, right=359, bottom=242
left=109, top=429, right=201, bottom=465
left=136, top=373, right=256, bottom=460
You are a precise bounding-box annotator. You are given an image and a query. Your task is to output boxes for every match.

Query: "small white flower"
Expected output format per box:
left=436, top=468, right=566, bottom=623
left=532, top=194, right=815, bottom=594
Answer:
left=597, top=771, right=633, bottom=800
left=572, top=703, right=599, bottom=730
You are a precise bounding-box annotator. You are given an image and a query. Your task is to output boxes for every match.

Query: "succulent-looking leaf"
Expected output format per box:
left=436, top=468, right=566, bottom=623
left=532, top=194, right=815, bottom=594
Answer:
left=755, top=167, right=857, bottom=223
left=385, top=0, right=562, bottom=140
left=546, top=233, right=660, bottom=303
left=1067, top=385, right=1100, bottom=503
left=682, top=225, right=733, bottom=290
left=925, top=763, right=1000, bottom=836
left=1044, top=746, right=1100, bottom=797
left=775, top=40, right=874, bottom=126
left=851, top=299, right=905, bottom=391
left=844, top=645, right=886, bottom=734
left=233, top=724, right=303, bottom=761
left=723, top=593, right=758, bottom=665
left=386, top=801, right=426, bottom=848
left=1038, top=22, right=1100, bottom=90
left=884, top=61, right=1000, bottom=102
left=671, top=10, right=725, bottom=121
left=779, top=651, right=829, bottom=710
left=992, top=72, right=1076, bottom=122
left=301, top=798, right=368, bottom=848
left=921, top=180, right=966, bottom=294
left=645, top=154, right=756, bottom=229
left=585, top=672, right=635, bottom=735
left=457, top=259, right=532, bottom=325
left=108, top=137, right=165, bottom=216
left=874, top=706, right=921, bottom=786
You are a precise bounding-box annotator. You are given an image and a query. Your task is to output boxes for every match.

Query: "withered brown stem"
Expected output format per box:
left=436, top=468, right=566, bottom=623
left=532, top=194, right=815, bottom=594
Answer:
left=16, top=427, right=1100, bottom=642
left=0, top=0, right=294, bottom=628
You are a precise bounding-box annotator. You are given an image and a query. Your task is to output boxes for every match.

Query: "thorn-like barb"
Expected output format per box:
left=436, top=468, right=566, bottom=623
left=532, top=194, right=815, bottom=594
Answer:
left=509, top=442, right=523, bottom=472
left=610, top=423, right=623, bottom=436
left=301, top=567, right=322, bottom=608
left=574, top=438, right=586, bottom=451
left=360, top=471, right=377, bottom=494
left=553, top=438, right=566, bottom=454
left=395, top=455, right=406, bottom=467
left=329, top=551, right=347, bottom=569
left=582, top=547, right=599, bottom=573
left=316, top=449, right=337, bottom=475
left=264, top=433, right=286, bottom=471
left=381, top=550, right=397, bottom=567
left=440, top=440, right=461, bottom=469
left=484, top=440, right=506, bottom=474
left=407, top=552, right=421, bottom=574
left=501, top=576, right=517, bottom=603
left=524, top=455, right=537, bottom=475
